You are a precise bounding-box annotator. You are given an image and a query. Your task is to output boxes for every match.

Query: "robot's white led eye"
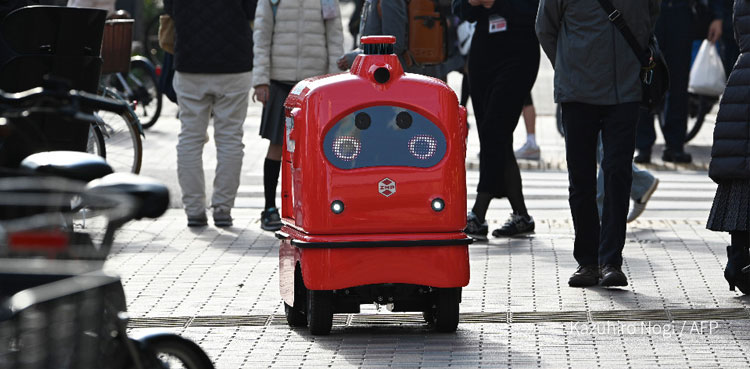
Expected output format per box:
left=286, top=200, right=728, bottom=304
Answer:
left=408, top=134, right=438, bottom=160
left=332, top=136, right=361, bottom=161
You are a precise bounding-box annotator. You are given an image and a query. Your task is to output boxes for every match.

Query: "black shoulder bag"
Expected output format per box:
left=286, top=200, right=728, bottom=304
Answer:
left=596, top=0, right=669, bottom=113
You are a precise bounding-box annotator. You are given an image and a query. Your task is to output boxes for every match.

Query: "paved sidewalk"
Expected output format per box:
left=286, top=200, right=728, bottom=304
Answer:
left=107, top=209, right=750, bottom=368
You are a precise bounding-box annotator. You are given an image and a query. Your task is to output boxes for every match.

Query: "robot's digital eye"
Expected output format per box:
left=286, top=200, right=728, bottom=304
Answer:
left=355, top=112, right=371, bottom=130
left=396, top=112, right=412, bottom=129
left=332, top=136, right=362, bottom=161
left=408, top=134, right=438, bottom=160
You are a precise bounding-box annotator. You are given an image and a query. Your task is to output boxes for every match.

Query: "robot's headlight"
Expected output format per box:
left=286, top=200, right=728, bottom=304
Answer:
left=431, top=198, right=445, bottom=212
left=332, top=136, right=361, bottom=161
left=331, top=200, right=345, bottom=214
left=408, top=134, right=438, bottom=160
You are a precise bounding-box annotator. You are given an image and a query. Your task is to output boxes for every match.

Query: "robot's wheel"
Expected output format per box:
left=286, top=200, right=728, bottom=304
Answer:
left=307, top=290, right=333, bottom=335
left=433, top=287, right=460, bottom=333
left=284, top=302, right=307, bottom=327
left=285, top=266, right=308, bottom=327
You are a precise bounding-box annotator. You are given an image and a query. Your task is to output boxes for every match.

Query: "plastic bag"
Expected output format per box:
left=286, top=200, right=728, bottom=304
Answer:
left=688, top=39, right=726, bottom=97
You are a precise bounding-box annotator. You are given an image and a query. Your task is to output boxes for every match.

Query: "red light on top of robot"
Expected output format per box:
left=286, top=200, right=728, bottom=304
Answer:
left=360, top=35, right=396, bottom=45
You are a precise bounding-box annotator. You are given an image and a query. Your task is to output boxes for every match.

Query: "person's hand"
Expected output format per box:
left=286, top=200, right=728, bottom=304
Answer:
left=252, top=84, right=270, bottom=104
left=337, top=55, right=350, bottom=71
left=707, top=19, right=723, bottom=43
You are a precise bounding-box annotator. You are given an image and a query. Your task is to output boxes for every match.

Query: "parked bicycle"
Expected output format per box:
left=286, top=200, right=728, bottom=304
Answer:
left=0, top=85, right=213, bottom=369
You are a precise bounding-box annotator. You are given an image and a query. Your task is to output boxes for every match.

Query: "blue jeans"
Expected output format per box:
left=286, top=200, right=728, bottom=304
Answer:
left=597, top=134, right=656, bottom=217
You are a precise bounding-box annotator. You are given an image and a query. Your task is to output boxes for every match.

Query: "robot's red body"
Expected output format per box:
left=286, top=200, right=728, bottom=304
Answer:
left=277, top=36, right=471, bottom=334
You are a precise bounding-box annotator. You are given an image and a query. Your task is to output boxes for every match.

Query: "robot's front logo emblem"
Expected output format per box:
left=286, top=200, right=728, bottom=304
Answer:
left=378, top=178, right=396, bottom=197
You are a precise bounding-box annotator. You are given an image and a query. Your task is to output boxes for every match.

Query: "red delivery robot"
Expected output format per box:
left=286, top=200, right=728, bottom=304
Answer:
left=276, top=36, right=471, bottom=335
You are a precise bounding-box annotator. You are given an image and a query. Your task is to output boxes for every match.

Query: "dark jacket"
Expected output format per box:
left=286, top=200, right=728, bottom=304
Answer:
left=164, top=0, right=256, bottom=73
left=709, top=0, right=750, bottom=181
left=535, top=0, right=660, bottom=105
left=453, top=0, right=538, bottom=31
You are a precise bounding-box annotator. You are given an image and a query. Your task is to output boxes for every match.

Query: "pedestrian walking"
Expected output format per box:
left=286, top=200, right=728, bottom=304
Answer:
left=537, top=0, right=660, bottom=287
left=707, top=0, right=750, bottom=295
left=337, top=0, right=464, bottom=81
left=254, top=0, right=344, bottom=231
left=514, top=95, right=541, bottom=161
left=634, top=0, right=724, bottom=164
left=164, top=0, right=257, bottom=228
left=453, top=0, right=539, bottom=240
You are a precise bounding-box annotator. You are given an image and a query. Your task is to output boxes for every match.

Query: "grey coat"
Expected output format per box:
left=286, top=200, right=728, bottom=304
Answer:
left=536, top=0, right=660, bottom=105
left=709, top=0, right=750, bottom=181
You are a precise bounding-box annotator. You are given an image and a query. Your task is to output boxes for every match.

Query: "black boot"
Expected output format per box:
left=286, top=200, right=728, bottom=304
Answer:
left=724, top=244, right=750, bottom=294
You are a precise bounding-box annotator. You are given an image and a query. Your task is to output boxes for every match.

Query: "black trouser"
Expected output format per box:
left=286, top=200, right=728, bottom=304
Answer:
left=636, top=1, right=691, bottom=154
left=469, top=32, right=539, bottom=199
left=562, top=102, right=639, bottom=267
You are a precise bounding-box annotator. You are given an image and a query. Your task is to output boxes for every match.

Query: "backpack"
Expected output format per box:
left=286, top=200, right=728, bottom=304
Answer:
left=406, top=0, right=449, bottom=65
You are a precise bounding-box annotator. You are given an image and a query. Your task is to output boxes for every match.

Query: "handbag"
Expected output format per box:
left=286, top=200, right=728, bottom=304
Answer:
left=158, top=14, right=175, bottom=54
left=596, top=0, right=669, bottom=113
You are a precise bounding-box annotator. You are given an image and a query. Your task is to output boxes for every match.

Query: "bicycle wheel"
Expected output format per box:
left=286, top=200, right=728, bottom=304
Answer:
left=685, top=93, right=717, bottom=143
left=86, top=124, right=106, bottom=158
left=126, top=58, right=163, bottom=129
left=97, top=88, right=143, bottom=173
left=140, top=334, right=215, bottom=369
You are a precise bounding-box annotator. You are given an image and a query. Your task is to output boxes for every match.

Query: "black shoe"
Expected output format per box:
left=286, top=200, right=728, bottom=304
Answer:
left=568, top=265, right=600, bottom=287
left=492, top=213, right=535, bottom=237
left=725, top=245, right=750, bottom=294
left=464, top=212, right=488, bottom=241
left=633, top=150, right=651, bottom=164
left=661, top=149, right=692, bottom=163
left=213, top=208, right=233, bottom=227
left=260, top=207, right=283, bottom=231
left=187, top=214, right=208, bottom=227
left=600, top=265, right=628, bottom=287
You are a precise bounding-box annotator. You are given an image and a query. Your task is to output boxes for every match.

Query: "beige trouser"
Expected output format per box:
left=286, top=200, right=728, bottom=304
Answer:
left=173, top=71, right=251, bottom=217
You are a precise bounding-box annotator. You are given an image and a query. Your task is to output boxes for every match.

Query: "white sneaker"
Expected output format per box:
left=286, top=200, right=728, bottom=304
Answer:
left=514, top=142, right=540, bottom=160
left=627, top=178, right=659, bottom=223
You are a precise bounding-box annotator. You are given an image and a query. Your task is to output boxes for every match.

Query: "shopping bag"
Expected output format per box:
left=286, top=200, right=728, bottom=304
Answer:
left=688, top=39, right=726, bottom=97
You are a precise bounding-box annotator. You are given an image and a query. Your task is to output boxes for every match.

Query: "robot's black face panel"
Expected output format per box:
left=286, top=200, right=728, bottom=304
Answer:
left=323, top=106, right=447, bottom=169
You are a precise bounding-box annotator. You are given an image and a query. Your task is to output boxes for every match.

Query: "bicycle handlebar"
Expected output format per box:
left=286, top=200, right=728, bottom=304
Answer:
left=0, top=85, right=129, bottom=116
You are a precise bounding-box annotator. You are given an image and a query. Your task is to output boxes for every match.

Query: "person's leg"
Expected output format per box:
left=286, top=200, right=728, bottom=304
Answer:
left=657, top=3, right=692, bottom=159
left=634, top=107, right=656, bottom=162
left=264, top=143, right=283, bottom=210
left=174, top=72, right=212, bottom=223
left=598, top=102, right=639, bottom=268
left=726, top=230, right=750, bottom=293
left=596, top=134, right=604, bottom=217
left=561, top=102, right=601, bottom=268
left=630, top=162, right=656, bottom=201
left=209, top=72, right=252, bottom=222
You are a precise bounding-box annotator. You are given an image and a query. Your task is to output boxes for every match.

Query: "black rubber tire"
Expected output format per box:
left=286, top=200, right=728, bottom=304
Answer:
left=87, top=124, right=106, bottom=159
left=98, top=87, right=143, bottom=173
left=433, top=287, right=460, bottom=333
left=127, top=59, right=162, bottom=129
left=307, top=290, right=333, bottom=335
left=285, top=265, right=308, bottom=327
left=285, top=302, right=307, bottom=327
left=140, top=334, right=214, bottom=369
left=422, top=310, right=435, bottom=325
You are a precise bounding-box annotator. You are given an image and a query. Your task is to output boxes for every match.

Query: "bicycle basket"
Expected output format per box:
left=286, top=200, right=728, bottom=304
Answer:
left=101, top=19, right=133, bottom=75
left=0, top=259, right=126, bottom=369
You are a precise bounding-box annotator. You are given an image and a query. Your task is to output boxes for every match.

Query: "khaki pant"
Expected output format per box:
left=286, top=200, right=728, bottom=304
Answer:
left=174, top=71, right=251, bottom=217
